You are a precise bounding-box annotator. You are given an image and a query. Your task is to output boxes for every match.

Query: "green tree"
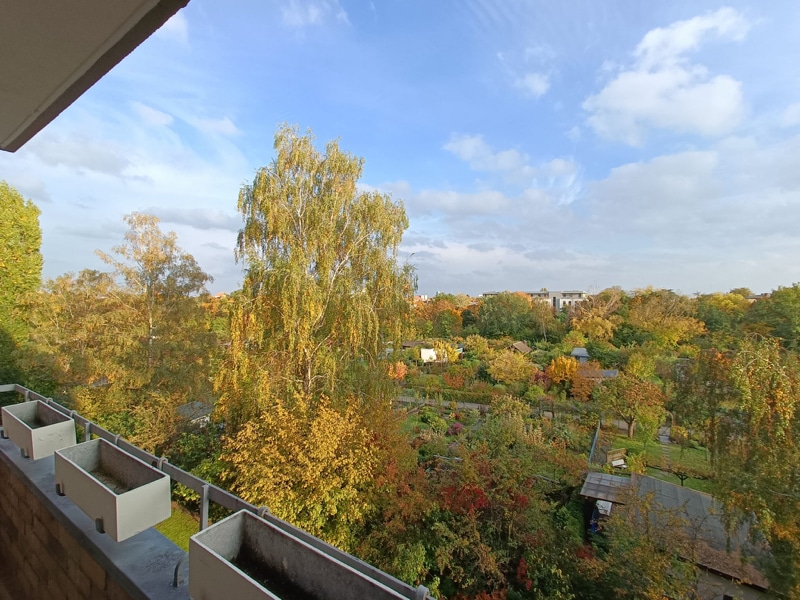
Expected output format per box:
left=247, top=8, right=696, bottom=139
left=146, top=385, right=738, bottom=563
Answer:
left=746, top=284, right=800, bottom=349
left=0, top=181, right=42, bottom=384
left=694, top=291, right=749, bottom=336
left=217, top=125, right=415, bottom=424
left=594, top=372, right=665, bottom=438
left=20, top=214, right=215, bottom=451
left=478, top=292, right=533, bottom=340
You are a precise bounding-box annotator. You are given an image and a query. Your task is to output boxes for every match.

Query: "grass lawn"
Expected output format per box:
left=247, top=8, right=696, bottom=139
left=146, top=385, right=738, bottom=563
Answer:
left=610, top=433, right=715, bottom=494
left=644, top=467, right=715, bottom=494
left=155, top=503, right=199, bottom=551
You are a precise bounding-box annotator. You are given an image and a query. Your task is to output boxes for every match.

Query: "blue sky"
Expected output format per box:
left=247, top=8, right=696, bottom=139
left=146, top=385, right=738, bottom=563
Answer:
left=3, top=1, right=800, bottom=297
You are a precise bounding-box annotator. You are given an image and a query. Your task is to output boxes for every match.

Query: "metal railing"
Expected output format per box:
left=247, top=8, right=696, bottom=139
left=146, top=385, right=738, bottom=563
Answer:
left=0, top=384, right=431, bottom=600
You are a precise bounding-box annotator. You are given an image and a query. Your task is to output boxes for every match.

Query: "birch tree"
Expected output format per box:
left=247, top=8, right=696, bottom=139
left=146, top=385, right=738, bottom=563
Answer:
left=216, top=124, right=415, bottom=424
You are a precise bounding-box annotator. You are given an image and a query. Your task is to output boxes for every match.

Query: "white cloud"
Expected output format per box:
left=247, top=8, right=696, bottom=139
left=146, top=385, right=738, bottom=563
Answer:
left=190, top=116, right=241, bottom=137
left=156, top=11, right=189, bottom=44
left=566, top=126, right=581, bottom=142
left=148, top=207, right=241, bottom=232
left=443, top=134, right=536, bottom=183
left=26, top=134, right=131, bottom=176
left=280, top=0, right=349, bottom=27
left=584, top=8, right=749, bottom=145
left=413, top=189, right=510, bottom=216
left=515, top=72, right=550, bottom=98
left=634, top=7, right=749, bottom=70
left=781, top=103, right=800, bottom=127
left=131, top=102, right=174, bottom=127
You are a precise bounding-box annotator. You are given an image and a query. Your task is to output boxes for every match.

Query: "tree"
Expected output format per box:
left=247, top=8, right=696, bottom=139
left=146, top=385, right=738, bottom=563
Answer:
left=0, top=181, right=42, bottom=384
left=217, top=125, right=415, bottom=425
left=217, top=126, right=415, bottom=552
left=694, top=292, right=749, bottom=336
left=746, top=284, right=800, bottom=349
left=478, top=292, right=534, bottom=340
left=20, top=214, right=215, bottom=451
left=570, top=288, right=625, bottom=343
left=674, top=348, right=736, bottom=464
left=487, top=349, right=536, bottom=386
left=413, top=293, right=463, bottom=338
left=546, top=356, right=579, bottom=386
left=571, top=360, right=604, bottom=402
left=222, top=396, right=378, bottom=551
left=594, top=372, right=665, bottom=438
left=715, top=336, right=800, bottom=595
left=625, top=288, right=705, bottom=348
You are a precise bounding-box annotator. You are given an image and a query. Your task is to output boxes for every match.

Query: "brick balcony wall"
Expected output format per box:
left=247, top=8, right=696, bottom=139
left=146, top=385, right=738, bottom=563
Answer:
left=0, top=436, right=187, bottom=600
left=0, top=452, right=132, bottom=599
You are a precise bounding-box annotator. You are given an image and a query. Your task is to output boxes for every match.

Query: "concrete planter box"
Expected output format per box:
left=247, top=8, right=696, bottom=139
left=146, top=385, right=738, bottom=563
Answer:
left=54, top=438, right=171, bottom=542
left=1, top=400, right=76, bottom=459
left=189, top=510, right=413, bottom=600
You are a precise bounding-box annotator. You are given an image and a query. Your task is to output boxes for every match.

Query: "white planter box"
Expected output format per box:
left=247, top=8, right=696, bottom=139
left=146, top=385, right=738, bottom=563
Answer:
left=189, top=510, right=411, bottom=600
left=54, top=438, right=171, bottom=542
left=1, top=400, right=76, bottom=459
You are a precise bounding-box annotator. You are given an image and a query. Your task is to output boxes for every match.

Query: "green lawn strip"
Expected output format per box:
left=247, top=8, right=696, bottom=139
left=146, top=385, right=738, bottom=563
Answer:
left=610, top=433, right=713, bottom=479
left=644, top=467, right=715, bottom=494
left=155, top=503, right=200, bottom=551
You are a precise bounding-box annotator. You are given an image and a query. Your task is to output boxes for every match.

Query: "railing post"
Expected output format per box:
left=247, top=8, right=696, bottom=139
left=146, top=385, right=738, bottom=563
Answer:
left=200, top=483, right=210, bottom=531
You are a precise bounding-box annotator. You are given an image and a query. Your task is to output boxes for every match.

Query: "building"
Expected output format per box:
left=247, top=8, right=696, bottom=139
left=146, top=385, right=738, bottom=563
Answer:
left=580, top=473, right=769, bottom=599
left=481, top=290, right=589, bottom=311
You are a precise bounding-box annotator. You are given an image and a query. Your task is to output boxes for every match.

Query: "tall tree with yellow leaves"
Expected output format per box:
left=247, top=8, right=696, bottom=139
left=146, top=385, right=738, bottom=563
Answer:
left=217, top=126, right=415, bottom=547
left=216, top=125, right=415, bottom=425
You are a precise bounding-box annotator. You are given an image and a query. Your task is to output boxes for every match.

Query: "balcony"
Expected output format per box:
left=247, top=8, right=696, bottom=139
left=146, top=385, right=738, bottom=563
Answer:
left=0, top=384, right=432, bottom=600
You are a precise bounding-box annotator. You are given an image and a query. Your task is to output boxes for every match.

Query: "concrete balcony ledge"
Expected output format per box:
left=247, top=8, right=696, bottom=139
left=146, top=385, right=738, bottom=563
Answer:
left=0, top=432, right=188, bottom=600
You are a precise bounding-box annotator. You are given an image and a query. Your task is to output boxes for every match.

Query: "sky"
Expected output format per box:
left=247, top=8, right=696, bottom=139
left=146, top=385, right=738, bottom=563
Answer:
left=3, top=0, right=800, bottom=297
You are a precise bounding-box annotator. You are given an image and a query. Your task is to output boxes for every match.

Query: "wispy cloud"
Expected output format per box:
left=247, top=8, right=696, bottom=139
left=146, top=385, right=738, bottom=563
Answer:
left=280, top=0, right=349, bottom=27
left=189, top=116, right=241, bottom=137
left=26, top=134, right=131, bottom=177
left=131, top=102, right=174, bottom=127
left=443, top=134, right=536, bottom=183
left=148, top=207, right=241, bottom=232
left=515, top=72, right=550, bottom=98
left=781, top=103, right=800, bottom=128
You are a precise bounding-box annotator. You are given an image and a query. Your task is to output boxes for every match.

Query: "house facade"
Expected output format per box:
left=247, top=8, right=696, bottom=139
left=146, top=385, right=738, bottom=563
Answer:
left=482, top=290, right=589, bottom=311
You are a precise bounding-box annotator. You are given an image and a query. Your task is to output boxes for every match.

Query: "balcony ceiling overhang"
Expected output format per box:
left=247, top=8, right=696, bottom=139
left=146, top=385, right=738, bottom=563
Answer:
left=0, top=0, right=189, bottom=153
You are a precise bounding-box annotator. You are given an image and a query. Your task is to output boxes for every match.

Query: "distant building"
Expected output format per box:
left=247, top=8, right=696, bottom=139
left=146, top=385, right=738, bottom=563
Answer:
left=482, top=290, right=588, bottom=311
left=745, top=293, right=770, bottom=303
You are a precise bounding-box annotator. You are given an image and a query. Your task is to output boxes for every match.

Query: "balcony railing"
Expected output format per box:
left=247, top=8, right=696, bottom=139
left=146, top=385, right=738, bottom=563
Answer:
left=0, top=383, right=432, bottom=600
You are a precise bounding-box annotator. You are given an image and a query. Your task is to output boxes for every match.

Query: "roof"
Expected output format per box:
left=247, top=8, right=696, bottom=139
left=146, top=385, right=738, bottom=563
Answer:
left=579, top=472, right=630, bottom=503
left=1, top=0, right=189, bottom=152
left=176, top=401, right=213, bottom=421
left=581, top=473, right=769, bottom=589
left=633, top=475, right=768, bottom=589
left=571, top=347, right=590, bottom=358
left=510, top=341, right=532, bottom=354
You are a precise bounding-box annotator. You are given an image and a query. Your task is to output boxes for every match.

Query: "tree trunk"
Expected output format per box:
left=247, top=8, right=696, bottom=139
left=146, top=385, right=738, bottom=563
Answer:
left=627, top=418, right=636, bottom=439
